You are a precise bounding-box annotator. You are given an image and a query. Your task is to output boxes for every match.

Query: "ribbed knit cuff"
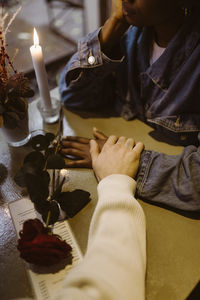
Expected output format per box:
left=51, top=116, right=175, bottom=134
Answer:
left=97, top=174, right=137, bottom=208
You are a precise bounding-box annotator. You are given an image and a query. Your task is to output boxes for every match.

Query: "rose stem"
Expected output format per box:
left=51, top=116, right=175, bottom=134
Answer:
left=52, top=169, right=55, bottom=195
left=56, top=169, right=60, bottom=188
left=46, top=210, right=51, bottom=228
left=55, top=108, right=63, bottom=154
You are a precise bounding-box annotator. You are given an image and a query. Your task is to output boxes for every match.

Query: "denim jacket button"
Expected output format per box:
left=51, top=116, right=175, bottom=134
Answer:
left=88, top=55, right=95, bottom=65
left=175, top=116, right=181, bottom=127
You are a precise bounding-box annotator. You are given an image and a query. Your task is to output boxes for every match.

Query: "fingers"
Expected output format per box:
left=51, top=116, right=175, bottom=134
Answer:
left=61, top=140, right=89, bottom=151
left=65, top=160, right=92, bottom=168
left=90, top=139, right=100, bottom=162
left=60, top=148, right=83, bottom=158
left=93, top=128, right=108, bottom=140
left=125, top=138, right=135, bottom=149
left=133, top=142, right=144, bottom=156
left=116, top=136, right=126, bottom=145
left=62, top=136, right=89, bottom=144
left=105, top=135, right=118, bottom=146
left=115, top=137, right=136, bottom=150
left=61, top=140, right=80, bottom=148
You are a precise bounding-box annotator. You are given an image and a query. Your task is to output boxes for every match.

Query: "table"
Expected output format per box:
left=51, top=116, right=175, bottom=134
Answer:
left=0, top=87, right=200, bottom=300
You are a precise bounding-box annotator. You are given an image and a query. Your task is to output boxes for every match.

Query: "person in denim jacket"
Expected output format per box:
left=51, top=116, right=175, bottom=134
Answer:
left=59, top=0, right=200, bottom=214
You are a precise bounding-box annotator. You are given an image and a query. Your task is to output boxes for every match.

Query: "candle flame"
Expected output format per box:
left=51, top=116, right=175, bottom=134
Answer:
left=33, top=28, right=39, bottom=46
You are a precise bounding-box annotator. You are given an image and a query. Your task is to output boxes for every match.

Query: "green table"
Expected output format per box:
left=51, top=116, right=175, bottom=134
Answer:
left=0, top=87, right=199, bottom=299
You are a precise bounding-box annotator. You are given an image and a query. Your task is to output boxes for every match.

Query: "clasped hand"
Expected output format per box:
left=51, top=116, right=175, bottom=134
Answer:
left=90, top=135, right=144, bottom=181
left=61, top=130, right=144, bottom=181
left=61, top=129, right=107, bottom=168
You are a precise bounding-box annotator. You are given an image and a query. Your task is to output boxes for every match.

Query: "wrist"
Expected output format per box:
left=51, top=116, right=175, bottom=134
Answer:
left=101, top=14, right=129, bottom=38
left=100, top=16, right=129, bottom=57
left=98, top=174, right=137, bottom=201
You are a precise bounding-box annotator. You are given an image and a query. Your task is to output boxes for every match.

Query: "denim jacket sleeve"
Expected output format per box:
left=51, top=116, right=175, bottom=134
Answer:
left=59, top=28, right=124, bottom=110
left=136, top=134, right=200, bottom=212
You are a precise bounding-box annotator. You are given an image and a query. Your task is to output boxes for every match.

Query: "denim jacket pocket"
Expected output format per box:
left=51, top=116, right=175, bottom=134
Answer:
left=147, top=114, right=200, bottom=145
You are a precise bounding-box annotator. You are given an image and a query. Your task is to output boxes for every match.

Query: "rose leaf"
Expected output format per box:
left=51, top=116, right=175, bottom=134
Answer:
left=41, top=201, right=60, bottom=225
left=46, top=154, right=66, bottom=169
left=57, top=189, right=91, bottom=218
left=14, top=167, right=26, bottom=187
left=24, top=151, right=45, bottom=170
left=30, top=134, right=49, bottom=151
left=45, top=132, right=55, bottom=143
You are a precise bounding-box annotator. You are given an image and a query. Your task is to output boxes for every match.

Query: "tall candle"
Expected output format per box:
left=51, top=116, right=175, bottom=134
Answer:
left=30, top=28, right=52, bottom=110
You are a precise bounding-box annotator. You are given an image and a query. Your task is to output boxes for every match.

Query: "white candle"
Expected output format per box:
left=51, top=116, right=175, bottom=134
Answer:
left=30, top=28, right=52, bottom=110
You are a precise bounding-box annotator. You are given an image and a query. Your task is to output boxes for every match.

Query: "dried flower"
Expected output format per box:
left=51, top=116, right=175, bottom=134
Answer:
left=0, top=4, right=34, bottom=129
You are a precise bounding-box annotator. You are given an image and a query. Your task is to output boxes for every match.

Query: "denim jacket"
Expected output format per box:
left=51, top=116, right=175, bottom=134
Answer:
left=59, top=14, right=200, bottom=214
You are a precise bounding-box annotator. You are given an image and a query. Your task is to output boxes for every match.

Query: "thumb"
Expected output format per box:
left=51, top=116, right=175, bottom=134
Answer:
left=93, top=127, right=107, bottom=140
left=90, top=139, right=99, bottom=162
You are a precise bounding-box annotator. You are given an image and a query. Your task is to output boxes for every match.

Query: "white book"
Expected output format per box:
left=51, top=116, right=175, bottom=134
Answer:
left=9, top=197, right=83, bottom=300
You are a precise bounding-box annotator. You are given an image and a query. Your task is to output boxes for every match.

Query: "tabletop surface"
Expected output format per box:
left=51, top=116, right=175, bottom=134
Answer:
left=0, top=88, right=200, bottom=300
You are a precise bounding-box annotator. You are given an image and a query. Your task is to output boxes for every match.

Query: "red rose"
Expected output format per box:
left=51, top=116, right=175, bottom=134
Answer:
left=17, top=219, right=72, bottom=266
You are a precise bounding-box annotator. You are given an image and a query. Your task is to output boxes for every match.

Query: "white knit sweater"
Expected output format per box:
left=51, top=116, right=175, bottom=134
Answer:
left=55, top=174, right=146, bottom=300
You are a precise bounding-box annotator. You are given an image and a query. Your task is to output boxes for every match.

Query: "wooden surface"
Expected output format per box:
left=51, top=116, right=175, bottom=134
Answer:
left=0, top=87, right=200, bottom=300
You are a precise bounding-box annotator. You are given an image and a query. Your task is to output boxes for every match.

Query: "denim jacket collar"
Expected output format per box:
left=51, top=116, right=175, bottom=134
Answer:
left=144, top=16, right=200, bottom=90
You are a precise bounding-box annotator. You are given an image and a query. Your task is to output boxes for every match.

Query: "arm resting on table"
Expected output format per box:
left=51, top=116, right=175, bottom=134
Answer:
left=137, top=143, right=200, bottom=213
left=55, top=174, right=146, bottom=300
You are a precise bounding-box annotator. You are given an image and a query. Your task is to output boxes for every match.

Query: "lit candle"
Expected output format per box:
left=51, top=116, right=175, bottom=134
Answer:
left=30, top=28, right=52, bottom=110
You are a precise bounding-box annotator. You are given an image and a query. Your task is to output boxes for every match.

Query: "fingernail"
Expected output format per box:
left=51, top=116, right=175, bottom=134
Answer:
left=93, top=127, right=98, bottom=131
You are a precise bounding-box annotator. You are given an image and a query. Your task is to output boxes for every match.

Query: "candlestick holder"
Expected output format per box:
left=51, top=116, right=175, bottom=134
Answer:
left=37, top=97, right=61, bottom=124
left=0, top=110, right=31, bottom=147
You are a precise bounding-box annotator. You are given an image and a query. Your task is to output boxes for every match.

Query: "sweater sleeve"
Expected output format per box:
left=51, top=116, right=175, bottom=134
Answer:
left=55, top=174, right=146, bottom=300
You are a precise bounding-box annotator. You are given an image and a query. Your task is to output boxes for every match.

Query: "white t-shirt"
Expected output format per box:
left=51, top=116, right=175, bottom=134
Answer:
left=150, top=40, right=166, bottom=65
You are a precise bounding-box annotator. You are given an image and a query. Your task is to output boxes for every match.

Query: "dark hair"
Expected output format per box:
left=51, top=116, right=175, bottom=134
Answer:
left=185, top=0, right=200, bottom=8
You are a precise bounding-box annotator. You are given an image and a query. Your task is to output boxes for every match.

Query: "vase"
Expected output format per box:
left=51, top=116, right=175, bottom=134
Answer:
left=0, top=109, right=30, bottom=147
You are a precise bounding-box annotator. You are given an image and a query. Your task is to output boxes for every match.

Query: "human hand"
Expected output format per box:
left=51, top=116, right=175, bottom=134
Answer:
left=90, top=135, right=144, bottom=182
left=99, top=0, right=129, bottom=57
left=60, top=129, right=107, bottom=168
left=111, top=0, right=124, bottom=21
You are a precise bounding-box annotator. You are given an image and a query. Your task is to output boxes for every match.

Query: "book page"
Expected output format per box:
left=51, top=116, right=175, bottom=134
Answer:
left=9, top=197, right=83, bottom=300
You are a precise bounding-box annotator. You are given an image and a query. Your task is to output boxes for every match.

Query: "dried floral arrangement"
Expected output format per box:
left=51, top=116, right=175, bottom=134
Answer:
left=0, top=5, right=34, bottom=129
